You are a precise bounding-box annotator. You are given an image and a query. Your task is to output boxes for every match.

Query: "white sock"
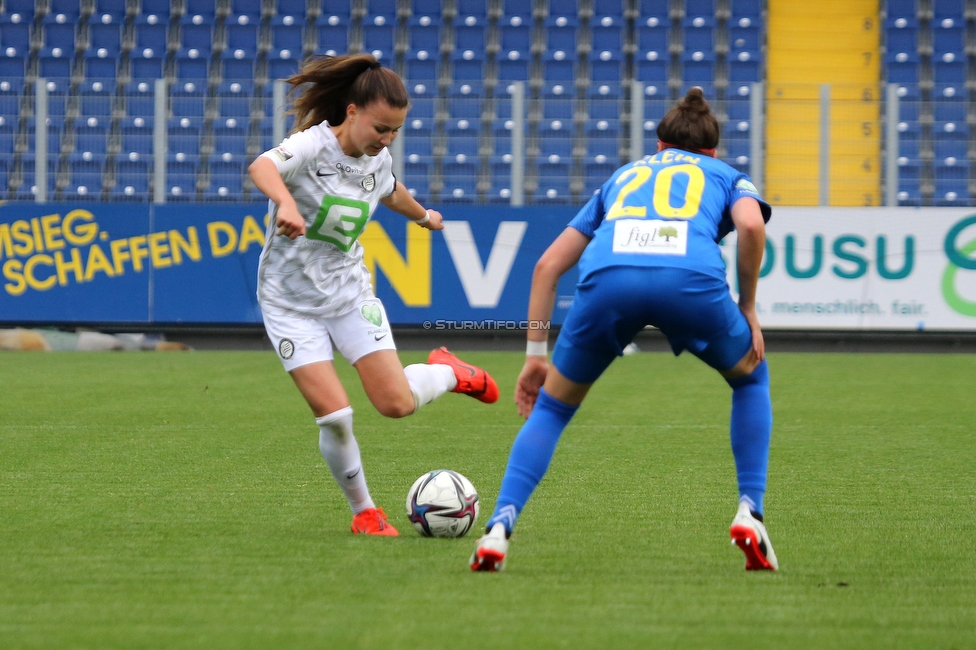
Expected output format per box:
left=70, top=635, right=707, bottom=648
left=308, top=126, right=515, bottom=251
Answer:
left=404, top=363, right=457, bottom=412
left=316, top=407, right=374, bottom=514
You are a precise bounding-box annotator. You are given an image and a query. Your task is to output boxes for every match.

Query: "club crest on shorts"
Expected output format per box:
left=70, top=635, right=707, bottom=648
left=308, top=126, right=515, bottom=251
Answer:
left=361, top=173, right=375, bottom=192
left=361, top=303, right=383, bottom=327
left=278, top=338, right=295, bottom=359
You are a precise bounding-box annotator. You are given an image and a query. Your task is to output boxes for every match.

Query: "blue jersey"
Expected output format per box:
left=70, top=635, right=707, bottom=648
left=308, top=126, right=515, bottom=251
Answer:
left=569, top=150, right=771, bottom=282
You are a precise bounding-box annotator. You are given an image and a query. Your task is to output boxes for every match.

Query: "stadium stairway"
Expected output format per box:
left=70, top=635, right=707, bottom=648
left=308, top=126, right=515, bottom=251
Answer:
left=765, top=0, right=881, bottom=206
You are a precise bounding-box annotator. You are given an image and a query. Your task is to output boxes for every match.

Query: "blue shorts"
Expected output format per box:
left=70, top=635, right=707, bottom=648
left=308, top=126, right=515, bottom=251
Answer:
left=552, top=266, right=752, bottom=384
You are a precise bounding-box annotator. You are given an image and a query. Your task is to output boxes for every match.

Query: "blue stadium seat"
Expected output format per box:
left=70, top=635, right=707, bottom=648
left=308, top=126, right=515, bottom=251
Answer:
left=403, top=133, right=432, bottom=160
left=542, top=52, right=576, bottom=82
left=75, top=124, right=109, bottom=156
left=590, top=52, right=622, bottom=83
left=451, top=52, right=486, bottom=82
left=366, top=0, right=397, bottom=17
left=84, top=54, right=118, bottom=84
left=317, top=16, right=350, bottom=55
left=933, top=0, right=965, bottom=24
left=206, top=160, right=246, bottom=199
left=593, top=0, right=625, bottom=17
left=637, top=17, right=669, bottom=58
left=140, top=0, right=174, bottom=17
left=932, top=26, right=963, bottom=58
left=268, top=53, right=300, bottom=80
left=175, top=54, right=209, bottom=81
left=933, top=60, right=966, bottom=86
left=185, top=0, right=217, bottom=18
left=214, top=120, right=248, bottom=159
left=441, top=172, right=478, bottom=203
left=166, top=159, right=198, bottom=201
left=406, top=15, right=440, bottom=54
left=278, top=0, right=308, bottom=18
left=545, top=15, right=580, bottom=54
left=0, top=17, right=31, bottom=60
left=221, top=52, right=255, bottom=80
left=537, top=119, right=573, bottom=153
left=536, top=162, right=571, bottom=203
left=112, top=159, right=151, bottom=199
left=2, top=0, right=34, bottom=20
left=934, top=138, right=966, bottom=163
left=362, top=15, right=395, bottom=62
left=499, top=19, right=531, bottom=58
left=402, top=161, right=430, bottom=200
left=42, top=17, right=76, bottom=52
left=270, top=21, right=303, bottom=59
left=178, top=14, right=214, bottom=57
left=226, top=20, right=259, bottom=57
left=320, top=0, right=352, bottom=21
left=172, top=81, right=206, bottom=118
left=500, top=0, right=532, bottom=22
left=457, top=0, right=488, bottom=18
left=216, top=81, right=252, bottom=118
left=87, top=17, right=122, bottom=57
left=542, top=92, right=573, bottom=121
left=591, top=15, right=623, bottom=52
left=0, top=114, right=14, bottom=157
left=683, top=0, right=716, bottom=27
left=39, top=54, right=72, bottom=80
left=587, top=85, right=620, bottom=121
left=231, top=0, right=262, bottom=20
left=729, top=53, right=760, bottom=82
left=93, top=0, right=127, bottom=21
left=79, top=80, right=112, bottom=117
left=48, top=0, right=81, bottom=21
left=167, top=117, right=203, bottom=158
left=454, top=14, right=487, bottom=53
left=682, top=56, right=715, bottom=84
left=885, top=26, right=918, bottom=60
left=66, top=159, right=104, bottom=198
left=404, top=51, right=438, bottom=81
left=134, top=16, right=168, bottom=55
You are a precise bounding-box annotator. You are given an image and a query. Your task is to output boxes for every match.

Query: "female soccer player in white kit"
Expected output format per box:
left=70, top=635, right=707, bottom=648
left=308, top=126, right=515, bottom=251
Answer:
left=249, top=54, right=499, bottom=536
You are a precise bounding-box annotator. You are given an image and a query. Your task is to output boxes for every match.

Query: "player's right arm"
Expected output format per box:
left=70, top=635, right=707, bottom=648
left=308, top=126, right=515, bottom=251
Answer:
left=248, top=158, right=306, bottom=239
left=516, top=227, right=591, bottom=417
left=730, top=196, right=766, bottom=361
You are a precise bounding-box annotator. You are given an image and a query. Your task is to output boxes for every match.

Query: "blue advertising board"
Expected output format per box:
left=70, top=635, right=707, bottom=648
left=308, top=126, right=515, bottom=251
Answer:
left=0, top=202, right=579, bottom=326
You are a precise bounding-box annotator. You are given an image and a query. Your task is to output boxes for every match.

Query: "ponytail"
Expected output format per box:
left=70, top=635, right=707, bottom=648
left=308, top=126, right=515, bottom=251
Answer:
left=656, top=87, right=720, bottom=154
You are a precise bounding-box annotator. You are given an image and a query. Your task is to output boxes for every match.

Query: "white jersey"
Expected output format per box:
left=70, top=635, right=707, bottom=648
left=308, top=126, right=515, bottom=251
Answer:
left=256, top=121, right=396, bottom=318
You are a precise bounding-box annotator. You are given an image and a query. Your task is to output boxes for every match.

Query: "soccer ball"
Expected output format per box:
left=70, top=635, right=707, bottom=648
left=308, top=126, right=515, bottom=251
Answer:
left=406, top=470, right=480, bottom=538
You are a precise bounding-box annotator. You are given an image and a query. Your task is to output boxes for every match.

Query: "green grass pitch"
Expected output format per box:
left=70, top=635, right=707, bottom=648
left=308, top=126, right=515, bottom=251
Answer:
left=1, top=349, right=974, bottom=649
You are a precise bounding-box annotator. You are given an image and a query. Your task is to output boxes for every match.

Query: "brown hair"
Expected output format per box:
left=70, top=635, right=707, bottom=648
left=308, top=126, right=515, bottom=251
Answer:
left=656, top=87, right=720, bottom=152
left=285, top=53, right=410, bottom=133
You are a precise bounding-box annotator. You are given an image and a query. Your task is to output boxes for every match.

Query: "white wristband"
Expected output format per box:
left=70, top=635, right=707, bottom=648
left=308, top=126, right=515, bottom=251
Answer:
left=415, top=210, right=430, bottom=225
left=526, top=340, right=548, bottom=357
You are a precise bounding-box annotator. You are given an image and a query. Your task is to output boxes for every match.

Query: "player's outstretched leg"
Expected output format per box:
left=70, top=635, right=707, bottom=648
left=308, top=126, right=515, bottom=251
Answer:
left=351, top=507, right=399, bottom=536
left=470, top=522, right=510, bottom=572
left=427, top=347, right=499, bottom=404
left=730, top=501, right=777, bottom=570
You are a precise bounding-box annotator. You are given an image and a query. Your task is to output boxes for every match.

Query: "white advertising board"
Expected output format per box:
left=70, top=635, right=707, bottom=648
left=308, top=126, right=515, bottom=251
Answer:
left=722, top=208, right=976, bottom=330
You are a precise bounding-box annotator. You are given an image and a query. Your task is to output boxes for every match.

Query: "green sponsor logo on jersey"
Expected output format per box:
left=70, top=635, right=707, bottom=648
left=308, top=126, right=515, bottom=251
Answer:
left=307, top=195, right=371, bottom=252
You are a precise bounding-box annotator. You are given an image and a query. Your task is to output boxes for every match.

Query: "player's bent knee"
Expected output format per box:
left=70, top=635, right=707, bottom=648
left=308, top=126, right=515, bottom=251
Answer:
left=374, top=395, right=415, bottom=419
left=720, top=349, right=761, bottom=382
left=723, top=358, right=769, bottom=388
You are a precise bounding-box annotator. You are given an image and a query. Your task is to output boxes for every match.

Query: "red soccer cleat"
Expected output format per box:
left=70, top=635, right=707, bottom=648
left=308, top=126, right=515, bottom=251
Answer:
left=427, top=347, right=499, bottom=404
left=351, top=507, right=399, bottom=536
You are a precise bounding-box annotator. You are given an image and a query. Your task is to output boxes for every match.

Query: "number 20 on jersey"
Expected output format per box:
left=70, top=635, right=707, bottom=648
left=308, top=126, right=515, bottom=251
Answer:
left=606, top=164, right=707, bottom=221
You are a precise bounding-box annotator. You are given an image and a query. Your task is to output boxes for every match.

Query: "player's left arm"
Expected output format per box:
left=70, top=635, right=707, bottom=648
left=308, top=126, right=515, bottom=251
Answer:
left=730, top=196, right=766, bottom=362
left=380, top=182, right=444, bottom=231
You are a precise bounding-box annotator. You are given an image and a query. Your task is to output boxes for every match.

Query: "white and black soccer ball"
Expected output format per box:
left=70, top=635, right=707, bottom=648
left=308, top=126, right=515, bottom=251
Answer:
left=406, top=470, right=479, bottom=538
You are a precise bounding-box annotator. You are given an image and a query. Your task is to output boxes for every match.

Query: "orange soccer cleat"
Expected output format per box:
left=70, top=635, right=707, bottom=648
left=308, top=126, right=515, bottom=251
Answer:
left=351, top=507, right=399, bottom=537
left=427, top=347, right=499, bottom=404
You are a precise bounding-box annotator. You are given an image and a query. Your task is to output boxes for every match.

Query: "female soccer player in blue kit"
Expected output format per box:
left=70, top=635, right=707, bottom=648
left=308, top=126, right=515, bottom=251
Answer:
left=470, top=88, right=778, bottom=572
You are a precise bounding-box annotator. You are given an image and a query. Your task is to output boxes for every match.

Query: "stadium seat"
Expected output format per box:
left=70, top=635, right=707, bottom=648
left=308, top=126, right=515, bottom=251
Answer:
left=441, top=171, right=478, bottom=203
left=216, top=81, right=252, bottom=119
left=124, top=82, right=156, bottom=118
left=593, top=0, right=626, bottom=18
left=267, top=52, right=300, bottom=81
left=536, top=161, right=571, bottom=203
left=545, top=15, right=580, bottom=55
left=166, top=159, right=198, bottom=200
left=221, top=52, right=255, bottom=81
left=591, top=15, right=623, bottom=53
left=403, top=133, right=433, bottom=160
left=134, top=16, right=168, bottom=55
left=213, top=119, right=248, bottom=159
left=278, top=0, right=308, bottom=19
left=587, top=84, right=620, bottom=121
left=167, top=117, right=203, bottom=159
left=206, top=159, right=246, bottom=199
left=451, top=51, right=487, bottom=82
left=590, top=51, right=623, bottom=83
left=0, top=18, right=31, bottom=61
left=112, top=159, right=151, bottom=199
left=454, top=14, right=487, bottom=54
left=683, top=0, right=716, bottom=26
left=542, top=52, right=576, bottom=83
left=140, top=0, right=175, bottom=17
left=226, top=20, right=259, bottom=57
left=402, top=160, right=430, bottom=199
left=498, top=17, right=531, bottom=60
left=88, top=18, right=123, bottom=57
left=316, top=15, right=350, bottom=56
left=47, top=0, right=81, bottom=21
left=171, top=81, right=206, bottom=118
left=2, top=0, right=34, bottom=20
left=66, top=159, right=104, bottom=198
left=231, top=0, right=262, bottom=21
left=185, top=0, right=217, bottom=18
left=270, top=21, right=303, bottom=60
left=933, top=0, right=965, bottom=24
left=362, top=15, right=395, bottom=63
left=39, top=53, right=72, bottom=79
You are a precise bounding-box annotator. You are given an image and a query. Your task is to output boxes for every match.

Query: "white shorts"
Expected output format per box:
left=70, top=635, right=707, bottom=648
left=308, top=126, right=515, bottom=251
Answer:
left=261, top=298, right=396, bottom=371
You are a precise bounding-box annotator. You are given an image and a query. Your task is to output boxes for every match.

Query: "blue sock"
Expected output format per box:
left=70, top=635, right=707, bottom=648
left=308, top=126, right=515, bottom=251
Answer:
left=486, top=388, right=579, bottom=535
left=726, top=360, right=772, bottom=517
